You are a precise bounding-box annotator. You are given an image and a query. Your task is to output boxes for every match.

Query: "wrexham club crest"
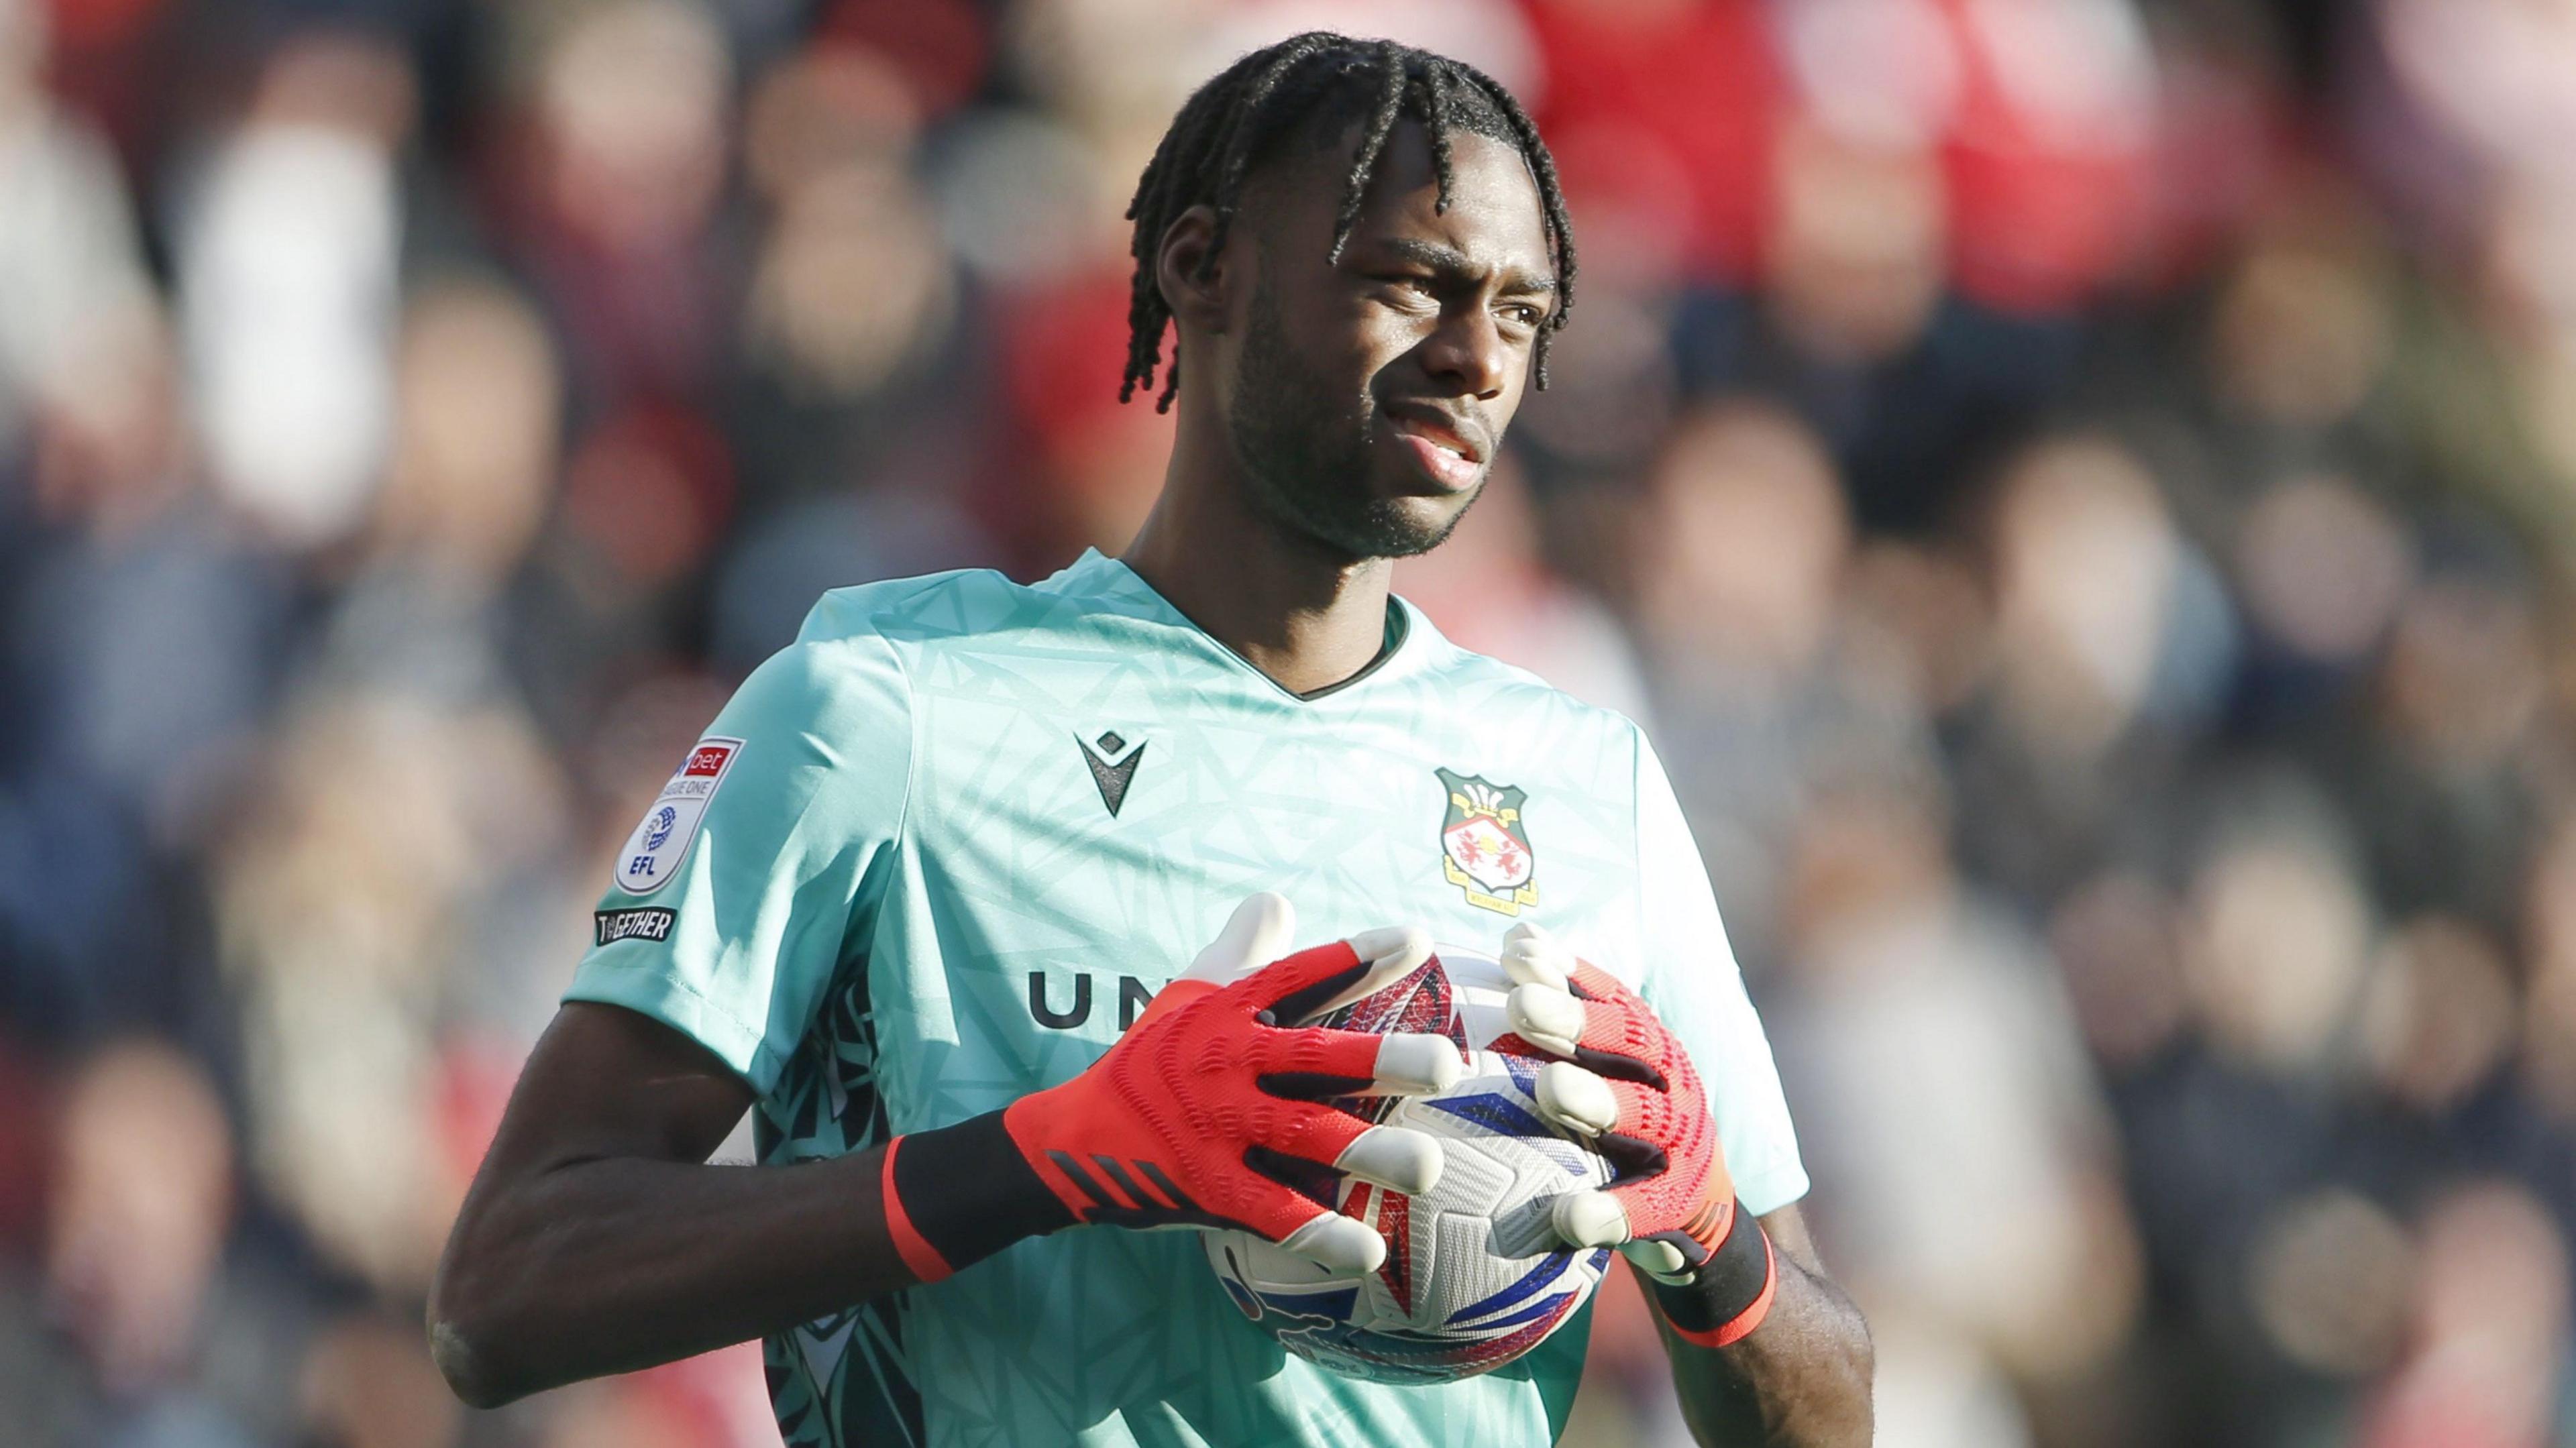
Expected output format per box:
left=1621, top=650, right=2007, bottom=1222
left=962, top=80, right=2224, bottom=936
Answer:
left=1436, top=767, right=1539, bottom=916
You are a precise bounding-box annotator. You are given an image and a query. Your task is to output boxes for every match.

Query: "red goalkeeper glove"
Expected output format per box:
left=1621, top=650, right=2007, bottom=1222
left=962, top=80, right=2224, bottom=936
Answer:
left=1496, top=922, right=1777, bottom=1348
left=881, top=895, right=1463, bottom=1282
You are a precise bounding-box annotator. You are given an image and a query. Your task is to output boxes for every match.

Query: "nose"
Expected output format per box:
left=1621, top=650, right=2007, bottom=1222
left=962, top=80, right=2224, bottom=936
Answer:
left=1420, top=305, right=1509, bottom=400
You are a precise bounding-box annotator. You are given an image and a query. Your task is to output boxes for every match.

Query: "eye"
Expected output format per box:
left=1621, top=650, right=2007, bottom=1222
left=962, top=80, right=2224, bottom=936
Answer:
left=1499, top=302, right=1546, bottom=332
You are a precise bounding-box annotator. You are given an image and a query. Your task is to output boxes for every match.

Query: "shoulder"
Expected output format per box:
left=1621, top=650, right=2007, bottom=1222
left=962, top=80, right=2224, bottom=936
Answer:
left=718, top=571, right=1019, bottom=735
left=777, top=567, right=1040, bottom=689
left=801, top=562, right=1135, bottom=659
left=798, top=567, right=1033, bottom=647
left=760, top=563, right=1138, bottom=726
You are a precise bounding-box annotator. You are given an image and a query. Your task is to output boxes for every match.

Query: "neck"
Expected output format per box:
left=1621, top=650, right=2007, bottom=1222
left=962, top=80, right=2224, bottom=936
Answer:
left=1121, top=404, right=1395, bottom=697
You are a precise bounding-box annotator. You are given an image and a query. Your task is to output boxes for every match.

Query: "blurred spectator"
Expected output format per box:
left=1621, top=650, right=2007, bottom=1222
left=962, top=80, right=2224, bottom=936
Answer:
left=48, top=1042, right=233, bottom=1396
left=1397, top=459, right=1652, bottom=722
left=179, top=32, right=412, bottom=551
left=213, top=693, right=567, bottom=1293
left=1770, top=783, right=2140, bottom=1441
left=2359, top=1183, right=2570, bottom=1448
left=520, top=0, right=737, bottom=404
left=1629, top=398, right=1935, bottom=962
left=20, top=1040, right=307, bottom=1447
left=0, top=0, right=159, bottom=477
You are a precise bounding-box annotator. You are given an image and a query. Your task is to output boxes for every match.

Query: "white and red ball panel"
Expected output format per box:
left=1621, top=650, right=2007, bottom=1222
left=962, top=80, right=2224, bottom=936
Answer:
left=1204, top=947, right=1616, bottom=1384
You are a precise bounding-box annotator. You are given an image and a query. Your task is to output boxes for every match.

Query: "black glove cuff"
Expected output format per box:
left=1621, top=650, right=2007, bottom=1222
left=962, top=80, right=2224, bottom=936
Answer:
left=1650, top=1199, right=1776, bottom=1348
left=888, top=1111, right=1074, bottom=1276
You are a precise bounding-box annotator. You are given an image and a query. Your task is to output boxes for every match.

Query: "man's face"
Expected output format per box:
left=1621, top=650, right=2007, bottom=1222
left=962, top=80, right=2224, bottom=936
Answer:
left=1220, top=120, right=1557, bottom=561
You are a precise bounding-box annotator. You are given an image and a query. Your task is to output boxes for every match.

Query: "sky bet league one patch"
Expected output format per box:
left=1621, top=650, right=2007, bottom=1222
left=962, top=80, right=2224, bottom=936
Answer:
left=613, top=737, right=743, bottom=895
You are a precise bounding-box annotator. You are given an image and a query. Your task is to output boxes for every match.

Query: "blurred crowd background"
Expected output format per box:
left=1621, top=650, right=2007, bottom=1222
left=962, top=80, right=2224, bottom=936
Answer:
left=6, top=0, right=2576, bottom=1444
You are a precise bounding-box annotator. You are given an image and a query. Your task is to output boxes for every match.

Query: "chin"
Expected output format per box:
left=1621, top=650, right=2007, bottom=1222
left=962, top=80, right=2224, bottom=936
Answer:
left=1389, top=496, right=1477, bottom=555
left=1318, top=486, right=1480, bottom=561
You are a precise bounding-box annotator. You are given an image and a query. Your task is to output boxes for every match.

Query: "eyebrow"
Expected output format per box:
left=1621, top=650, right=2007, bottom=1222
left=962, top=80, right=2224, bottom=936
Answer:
left=1366, top=237, right=1558, bottom=297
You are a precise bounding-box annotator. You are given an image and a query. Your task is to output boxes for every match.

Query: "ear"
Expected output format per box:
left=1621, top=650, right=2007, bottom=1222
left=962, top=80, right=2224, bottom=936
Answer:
left=1155, top=204, right=1235, bottom=336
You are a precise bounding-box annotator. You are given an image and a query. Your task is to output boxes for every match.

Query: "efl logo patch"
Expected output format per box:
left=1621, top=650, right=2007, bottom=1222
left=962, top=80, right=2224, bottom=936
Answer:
left=612, top=736, right=743, bottom=895
left=594, top=907, right=677, bottom=945
left=1436, top=767, right=1539, bottom=916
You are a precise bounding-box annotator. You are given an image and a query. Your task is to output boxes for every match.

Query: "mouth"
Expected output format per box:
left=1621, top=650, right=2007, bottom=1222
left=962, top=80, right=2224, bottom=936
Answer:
left=1382, top=404, right=1489, bottom=492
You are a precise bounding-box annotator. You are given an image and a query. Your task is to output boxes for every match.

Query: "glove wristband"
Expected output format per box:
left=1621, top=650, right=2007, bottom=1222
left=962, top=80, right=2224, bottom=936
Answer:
left=881, top=1110, right=1075, bottom=1282
left=1650, top=1198, right=1777, bottom=1349
left=879, top=1138, right=954, bottom=1283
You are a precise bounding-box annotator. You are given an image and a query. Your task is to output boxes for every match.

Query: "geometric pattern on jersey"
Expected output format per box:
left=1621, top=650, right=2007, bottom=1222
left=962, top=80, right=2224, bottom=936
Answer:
left=566, top=548, right=1809, bottom=1448
left=756, top=966, right=920, bottom=1447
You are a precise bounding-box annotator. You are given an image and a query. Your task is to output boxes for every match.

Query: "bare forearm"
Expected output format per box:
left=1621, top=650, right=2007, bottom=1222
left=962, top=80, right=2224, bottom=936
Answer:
left=430, top=1147, right=912, bottom=1406
left=1654, top=1228, right=1873, bottom=1445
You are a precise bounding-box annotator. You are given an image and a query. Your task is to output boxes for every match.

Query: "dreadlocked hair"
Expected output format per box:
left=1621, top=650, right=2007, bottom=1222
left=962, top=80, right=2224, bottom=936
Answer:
left=1118, top=32, right=1577, bottom=412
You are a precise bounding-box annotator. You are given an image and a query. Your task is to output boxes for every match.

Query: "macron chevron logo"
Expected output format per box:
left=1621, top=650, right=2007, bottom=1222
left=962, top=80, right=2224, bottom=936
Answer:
left=1075, top=729, right=1146, bottom=817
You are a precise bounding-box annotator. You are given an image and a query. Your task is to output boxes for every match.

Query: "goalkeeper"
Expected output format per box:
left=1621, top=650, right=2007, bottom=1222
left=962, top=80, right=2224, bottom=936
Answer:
left=431, top=30, right=1871, bottom=1448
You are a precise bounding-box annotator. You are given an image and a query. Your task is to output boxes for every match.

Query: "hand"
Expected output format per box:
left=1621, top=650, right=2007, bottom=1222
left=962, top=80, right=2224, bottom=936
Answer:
left=1496, top=924, right=1769, bottom=1317
left=883, top=895, right=1462, bottom=1281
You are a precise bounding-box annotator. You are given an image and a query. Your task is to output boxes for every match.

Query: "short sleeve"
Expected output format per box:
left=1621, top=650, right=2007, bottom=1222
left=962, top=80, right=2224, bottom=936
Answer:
left=564, top=620, right=912, bottom=1096
left=1631, top=729, right=1810, bottom=1217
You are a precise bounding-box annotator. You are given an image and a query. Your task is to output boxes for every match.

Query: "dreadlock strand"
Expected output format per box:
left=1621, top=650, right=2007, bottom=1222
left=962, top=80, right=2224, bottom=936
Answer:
left=1327, top=43, right=1409, bottom=264
left=1422, top=65, right=1457, bottom=216
left=1207, top=38, right=1340, bottom=275
left=1119, top=77, right=1240, bottom=400
left=1118, top=114, right=1203, bottom=403
left=1119, top=44, right=1294, bottom=404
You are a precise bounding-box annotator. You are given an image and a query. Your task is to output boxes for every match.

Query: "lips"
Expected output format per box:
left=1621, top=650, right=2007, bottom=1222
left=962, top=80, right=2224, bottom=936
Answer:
left=1382, top=402, right=1487, bottom=463
left=1396, top=431, right=1483, bottom=490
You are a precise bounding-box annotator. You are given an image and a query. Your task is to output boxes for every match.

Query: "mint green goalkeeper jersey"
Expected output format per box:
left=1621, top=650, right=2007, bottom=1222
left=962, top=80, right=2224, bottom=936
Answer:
left=566, top=549, right=1808, bottom=1448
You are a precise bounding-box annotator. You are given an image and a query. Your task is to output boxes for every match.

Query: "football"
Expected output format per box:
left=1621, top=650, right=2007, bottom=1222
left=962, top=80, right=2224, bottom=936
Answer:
left=1204, top=945, right=1615, bottom=1384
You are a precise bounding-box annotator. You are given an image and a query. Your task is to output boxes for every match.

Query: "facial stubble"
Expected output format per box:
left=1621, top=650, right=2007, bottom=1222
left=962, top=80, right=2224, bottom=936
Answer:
left=1225, top=278, right=1481, bottom=562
